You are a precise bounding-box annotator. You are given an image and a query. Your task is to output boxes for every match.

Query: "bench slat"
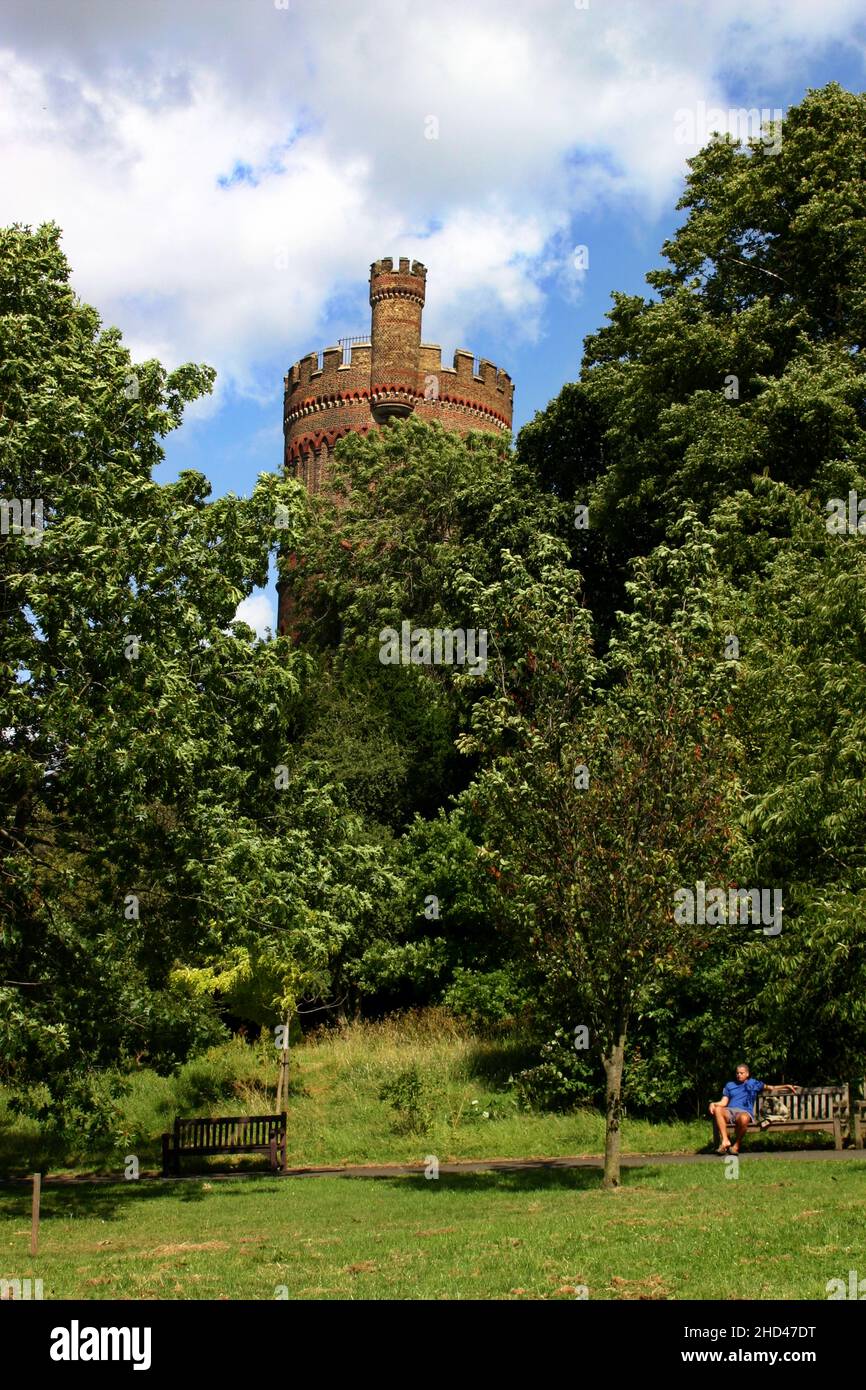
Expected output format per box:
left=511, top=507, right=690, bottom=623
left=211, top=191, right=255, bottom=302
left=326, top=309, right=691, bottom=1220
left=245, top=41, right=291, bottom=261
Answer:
left=161, top=1113, right=288, bottom=1175
left=162, top=1113, right=288, bottom=1172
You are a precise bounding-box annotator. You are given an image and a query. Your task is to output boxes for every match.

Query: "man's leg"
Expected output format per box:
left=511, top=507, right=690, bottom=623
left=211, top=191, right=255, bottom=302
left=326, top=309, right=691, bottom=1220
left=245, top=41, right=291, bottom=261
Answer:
left=709, top=1102, right=731, bottom=1150
left=730, top=1111, right=751, bottom=1153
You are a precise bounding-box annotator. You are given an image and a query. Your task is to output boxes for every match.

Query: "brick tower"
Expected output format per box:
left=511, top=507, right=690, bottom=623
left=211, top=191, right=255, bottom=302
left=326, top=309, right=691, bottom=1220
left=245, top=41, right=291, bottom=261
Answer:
left=279, top=256, right=515, bottom=633
left=368, top=256, right=427, bottom=423
left=283, top=256, right=514, bottom=492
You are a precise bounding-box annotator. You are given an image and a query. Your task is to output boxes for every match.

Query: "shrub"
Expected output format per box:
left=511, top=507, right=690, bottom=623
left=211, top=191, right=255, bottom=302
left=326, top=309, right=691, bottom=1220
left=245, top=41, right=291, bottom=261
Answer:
left=512, top=1029, right=600, bottom=1111
left=11, top=1070, right=134, bottom=1160
left=378, top=1064, right=433, bottom=1135
left=441, top=967, right=529, bottom=1027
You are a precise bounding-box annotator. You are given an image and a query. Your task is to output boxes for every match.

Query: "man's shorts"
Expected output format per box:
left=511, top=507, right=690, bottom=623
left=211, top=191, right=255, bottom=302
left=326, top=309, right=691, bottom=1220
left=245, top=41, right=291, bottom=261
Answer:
left=724, top=1107, right=753, bottom=1125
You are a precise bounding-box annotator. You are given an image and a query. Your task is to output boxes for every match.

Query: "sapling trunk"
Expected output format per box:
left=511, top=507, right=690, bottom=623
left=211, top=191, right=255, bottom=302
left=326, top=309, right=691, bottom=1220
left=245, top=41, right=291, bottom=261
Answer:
left=602, top=1035, right=627, bottom=1189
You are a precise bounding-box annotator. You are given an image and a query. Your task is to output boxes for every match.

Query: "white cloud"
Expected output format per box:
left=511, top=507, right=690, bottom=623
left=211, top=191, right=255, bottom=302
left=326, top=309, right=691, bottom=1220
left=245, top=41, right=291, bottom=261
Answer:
left=233, top=593, right=275, bottom=640
left=1, top=0, right=863, bottom=397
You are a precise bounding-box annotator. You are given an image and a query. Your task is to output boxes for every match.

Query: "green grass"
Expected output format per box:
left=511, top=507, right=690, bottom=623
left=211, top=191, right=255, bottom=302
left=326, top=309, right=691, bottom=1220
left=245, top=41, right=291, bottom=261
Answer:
left=0, top=1010, right=838, bottom=1176
left=2, top=1159, right=864, bottom=1300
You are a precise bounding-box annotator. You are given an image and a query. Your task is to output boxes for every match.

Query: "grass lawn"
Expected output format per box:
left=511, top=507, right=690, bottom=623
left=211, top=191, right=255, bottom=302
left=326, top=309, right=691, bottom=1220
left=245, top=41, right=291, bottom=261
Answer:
left=2, top=1159, right=864, bottom=1300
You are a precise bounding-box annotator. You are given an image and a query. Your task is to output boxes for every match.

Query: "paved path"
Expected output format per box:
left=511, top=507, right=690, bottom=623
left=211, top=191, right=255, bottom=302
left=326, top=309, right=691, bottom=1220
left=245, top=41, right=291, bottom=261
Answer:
left=279, top=1149, right=866, bottom=1179
left=3, top=1147, right=864, bottom=1186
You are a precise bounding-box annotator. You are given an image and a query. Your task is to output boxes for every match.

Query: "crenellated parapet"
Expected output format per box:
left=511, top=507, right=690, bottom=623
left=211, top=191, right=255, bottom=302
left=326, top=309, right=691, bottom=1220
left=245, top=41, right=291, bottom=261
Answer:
left=369, top=256, right=427, bottom=306
left=416, top=345, right=513, bottom=427
left=285, top=341, right=371, bottom=398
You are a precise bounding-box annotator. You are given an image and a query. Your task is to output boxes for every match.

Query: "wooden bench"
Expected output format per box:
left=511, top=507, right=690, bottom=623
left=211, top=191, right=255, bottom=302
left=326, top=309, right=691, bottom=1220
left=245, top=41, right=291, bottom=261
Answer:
left=161, top=1112, right=288, bottom=1176
left=714, top=1085, right=863, bottom=1151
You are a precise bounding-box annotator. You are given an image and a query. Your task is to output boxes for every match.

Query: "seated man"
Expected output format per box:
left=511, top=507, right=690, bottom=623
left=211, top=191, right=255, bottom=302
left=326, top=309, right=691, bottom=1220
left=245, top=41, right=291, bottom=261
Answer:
left=708, top=1064, right=795, bottom=1154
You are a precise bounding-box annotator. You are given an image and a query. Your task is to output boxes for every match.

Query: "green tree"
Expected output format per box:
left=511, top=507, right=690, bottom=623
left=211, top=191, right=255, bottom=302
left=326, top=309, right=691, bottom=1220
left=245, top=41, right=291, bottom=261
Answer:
left=522, top=85, right=866, bottom=618
left=462, top=522, right=746, bottom=1185
left=509, top=83, right=866, bottom=1110
left=0, top=223, right=388, bottom=1116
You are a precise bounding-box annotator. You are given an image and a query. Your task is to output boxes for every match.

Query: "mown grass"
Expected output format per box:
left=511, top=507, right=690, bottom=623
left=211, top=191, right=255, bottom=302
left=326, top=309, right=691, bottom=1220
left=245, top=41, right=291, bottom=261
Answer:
left=1, top=1159, right=864, bottom=1300
left=0, top=1010, right=837, bottom=1177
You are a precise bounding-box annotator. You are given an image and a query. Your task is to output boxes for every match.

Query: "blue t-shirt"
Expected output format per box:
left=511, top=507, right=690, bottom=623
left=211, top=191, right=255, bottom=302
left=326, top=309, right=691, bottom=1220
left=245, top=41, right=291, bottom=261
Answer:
left=723, top=1078, right=764, bottom=1115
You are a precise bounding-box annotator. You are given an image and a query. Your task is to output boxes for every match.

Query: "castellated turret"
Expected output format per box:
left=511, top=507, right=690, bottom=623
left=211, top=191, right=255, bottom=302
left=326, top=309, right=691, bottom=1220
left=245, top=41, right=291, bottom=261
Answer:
left=283, top=256, right=515, bottom=494
left=369, top=256, right=427, bottom=422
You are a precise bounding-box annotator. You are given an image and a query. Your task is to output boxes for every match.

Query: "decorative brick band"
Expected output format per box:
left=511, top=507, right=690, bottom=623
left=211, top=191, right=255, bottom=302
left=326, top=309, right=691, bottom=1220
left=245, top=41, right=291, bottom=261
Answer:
left=433, top=394, right=511, bottom=428
left=369, top=287, right=425, bottom=307
left=370, top=383, right=419, bottom=407
left=289, top=389, right=510, bottom=440
left=285, top=389, right=372, bottom=427
left=287, top=423, right=373, bottom=463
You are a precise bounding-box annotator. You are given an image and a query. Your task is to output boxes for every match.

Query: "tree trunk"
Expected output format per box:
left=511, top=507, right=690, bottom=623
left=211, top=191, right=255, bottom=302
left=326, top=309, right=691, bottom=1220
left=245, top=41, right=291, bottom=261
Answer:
left=602, top=1035, right=627, bottom=1189
left=275, top=1013, right=291, bottom=1112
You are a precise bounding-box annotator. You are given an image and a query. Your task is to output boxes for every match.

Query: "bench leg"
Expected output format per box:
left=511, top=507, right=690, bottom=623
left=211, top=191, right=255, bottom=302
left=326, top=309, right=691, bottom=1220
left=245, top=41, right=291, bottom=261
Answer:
left=269, top=1137, right=277, bottom=1172
left=848, top=1085, right=863, bottom=1149
left=833, top=1112, right=843, bottom=1151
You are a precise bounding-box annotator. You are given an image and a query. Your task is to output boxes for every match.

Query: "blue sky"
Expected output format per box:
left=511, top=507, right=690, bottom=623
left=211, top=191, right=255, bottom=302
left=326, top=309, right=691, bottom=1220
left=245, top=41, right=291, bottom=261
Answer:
left=2, top=0, right=864, bottom=632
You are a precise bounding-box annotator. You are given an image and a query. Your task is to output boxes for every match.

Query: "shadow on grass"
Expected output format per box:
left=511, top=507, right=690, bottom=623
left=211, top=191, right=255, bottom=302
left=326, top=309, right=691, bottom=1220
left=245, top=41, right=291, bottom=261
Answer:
left=0, top=1161, right=674, bottom=1228
left=0, top=1178, right=225, bottom=1223
left=376, top=1165, right=665, bottom=1195
left=0, top=1132, right=164, bottom=1180
left=0, top=1174, right=276, bottom=1225
left=461, top=1040, right=540, bottom=1087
